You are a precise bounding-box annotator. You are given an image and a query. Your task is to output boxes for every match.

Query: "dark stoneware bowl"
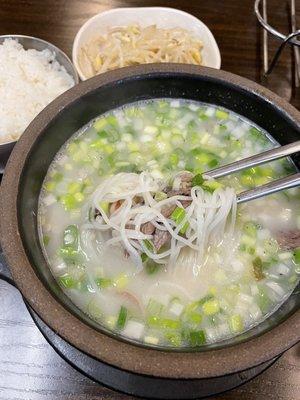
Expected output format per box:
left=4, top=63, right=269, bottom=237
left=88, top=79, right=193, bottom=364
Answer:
left=0, top=64, right=299, bottom=399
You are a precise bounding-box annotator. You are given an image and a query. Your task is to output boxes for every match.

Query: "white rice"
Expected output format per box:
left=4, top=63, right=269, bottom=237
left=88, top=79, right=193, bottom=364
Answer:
left=0, top=39, right=75, bottom=144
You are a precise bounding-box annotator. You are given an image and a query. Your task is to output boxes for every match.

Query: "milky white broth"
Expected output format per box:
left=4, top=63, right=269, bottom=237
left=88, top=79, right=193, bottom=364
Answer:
left=38, top=99, right=300, bottom=348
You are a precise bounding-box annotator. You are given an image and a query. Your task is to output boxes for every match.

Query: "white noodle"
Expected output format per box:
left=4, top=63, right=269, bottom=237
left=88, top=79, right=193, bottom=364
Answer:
left=85, top=172, right=236, bottom=274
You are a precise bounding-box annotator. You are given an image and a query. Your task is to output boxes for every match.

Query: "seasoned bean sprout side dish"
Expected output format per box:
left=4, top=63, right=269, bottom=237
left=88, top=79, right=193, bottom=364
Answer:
left=38, top=100, right=300, bottom=348
left=78, top=24, right=203, bottom=78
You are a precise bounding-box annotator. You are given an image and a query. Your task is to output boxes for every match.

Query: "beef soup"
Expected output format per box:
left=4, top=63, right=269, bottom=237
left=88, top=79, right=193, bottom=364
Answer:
left=38, top=99, right=300, bottom=348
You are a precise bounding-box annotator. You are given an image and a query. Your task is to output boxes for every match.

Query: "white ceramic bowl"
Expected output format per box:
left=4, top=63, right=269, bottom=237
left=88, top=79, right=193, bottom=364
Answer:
left=72, top=7, right=221, bottom=80
left=0, top=34, right=79, bottom=173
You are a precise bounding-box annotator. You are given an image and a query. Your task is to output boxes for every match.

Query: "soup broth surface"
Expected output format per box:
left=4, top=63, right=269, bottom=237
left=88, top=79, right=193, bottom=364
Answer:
left=39, top=99, right=300, bottom=348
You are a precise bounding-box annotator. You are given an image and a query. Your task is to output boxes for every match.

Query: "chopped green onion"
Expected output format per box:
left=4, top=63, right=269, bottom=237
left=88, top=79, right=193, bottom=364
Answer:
left=243, top=221, right=259, bottom=238
left=147, top=299, right=164, bottom=315
left=165, top=332, right=182, bottom=347
left=94, top=118, right=107, bottom=131
left=68, top=182, right=82, bottom=194
left=191, top=173, right=204, bottom=187
left=170, top=207, right=189, bottom=234
left=215, top=109, right=229, bottom=120
left=189, top=330, right=206, bottom=346
left=169, top=153, right=179, bottom=166
left=143, top=239, right=155, bottom=252
left=141, top=253, right=148, bottom=263
left=43, top=235, right=50, bottom=246
left=95, top=277, right=112, bottom=289
left=293, top=248, right=300, bottom=264
left=60, top=225, right=80, bottom=261
left=74, top=192, right=84, bottom=203
left=202, top=180, right=223, bottom=192
left=202, top=299, right=220, bottom=315
left=208, top=158, right=219, bottom=168
left=63, top=225, right=78, bottom=247
left=147, top=316, right=181, bottom=330
left=58, top=274, right=77, bottom=289
left=59, top=194, right=77, bottom=210
left=44, top=181, right=56, bottom=192
left=52, top=172, right=63, bottom=182
left=114, top=274, right=129, bottom=289
left=187, top=312, right=203, bottom=324
left=229, top=314, right=244, bottom=332
left=145, top=259, right=160, bottom=275
left=107, top=115, right=118, bottom=126
left=257, top=287, right=271, bottom=312
left=99, top=201, right=109, bottom=214
left=116, top=306, right=128, bottom=329
left=252, top=256, right=265, bottom=281
left=154, top=191, right=168, bottom=201
left=88, top=299, right=102, bottom=320
left=264, top=238, right=278, bottom=254
left=198, top=294, right=214, bottom=306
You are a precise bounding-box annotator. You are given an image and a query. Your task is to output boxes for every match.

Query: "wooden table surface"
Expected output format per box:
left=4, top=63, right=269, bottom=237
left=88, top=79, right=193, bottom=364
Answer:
left=0, top=1, right=299, bottom=399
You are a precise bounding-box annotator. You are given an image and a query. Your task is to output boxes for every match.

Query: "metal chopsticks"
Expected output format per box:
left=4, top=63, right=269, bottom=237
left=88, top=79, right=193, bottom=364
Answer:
left=203, top=140, right=300, bottom=203
left=237, top=172, right=300, bottom=203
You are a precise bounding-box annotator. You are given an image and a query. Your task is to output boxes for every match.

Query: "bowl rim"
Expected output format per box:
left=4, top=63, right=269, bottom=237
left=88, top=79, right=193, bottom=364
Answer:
left=0, top=34, right=79, bottom=147
left=0, top=64, right=299, bottom=380
left=72, top=6, right=221, bottom=80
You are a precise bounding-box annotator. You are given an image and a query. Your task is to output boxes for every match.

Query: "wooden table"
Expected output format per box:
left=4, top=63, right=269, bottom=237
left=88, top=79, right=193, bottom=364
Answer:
left=0, top=1, right=299, bottom=399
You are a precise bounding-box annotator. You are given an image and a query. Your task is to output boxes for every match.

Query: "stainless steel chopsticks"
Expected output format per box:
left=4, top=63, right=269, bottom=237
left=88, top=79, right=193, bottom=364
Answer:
left=237, top=172, right=300, bottom=203
left=203, top=140, right=300, bottom=203
left=204, top=141, right=300, bottom=179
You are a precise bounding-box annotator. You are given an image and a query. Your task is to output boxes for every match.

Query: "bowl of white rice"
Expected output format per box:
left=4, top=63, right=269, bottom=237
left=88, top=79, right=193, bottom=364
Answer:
left=0, top=35, right=79, bottom=172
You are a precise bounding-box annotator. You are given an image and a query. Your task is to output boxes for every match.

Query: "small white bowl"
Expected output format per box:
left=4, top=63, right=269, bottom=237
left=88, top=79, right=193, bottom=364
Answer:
left=72, top=7, right=221, bottom=81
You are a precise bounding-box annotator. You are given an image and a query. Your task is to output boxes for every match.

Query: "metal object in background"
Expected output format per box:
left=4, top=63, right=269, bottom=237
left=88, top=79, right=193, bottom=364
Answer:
left=291, top=0, right=300, bottom=86
left=254, top=0, right=300, bottom=86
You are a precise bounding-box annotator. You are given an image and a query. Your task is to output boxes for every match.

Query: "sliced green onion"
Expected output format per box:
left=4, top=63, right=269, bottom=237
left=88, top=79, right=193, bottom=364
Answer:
left=229, top=315, right=244, bottom=332
left=94, top=118, right=108, bottom=131
left=215, top=109, right=229, bottom=120
left=187, top=311, right=203, bottom=324
left=63, top=225, right=78, bottom=247
left=58, top=274, right=77, bottom=289
left=44, top=181, right=56, bottom=192
left=145, top=259, right=160, bottom=275
left=243, top=221, right=260, bottom=238
left=170, top=207, right=189, bottom=234
left=43, top=235, right=50, bottom=246
left=202, top=180, right=223, bottom=193
left=68, top=182, right=82, bottom=194
left=202, top=299, right=220, bottom=315
left=143, top=239, right=155, bottom=252
left=99, top=201, right=109, bottom=214
left=52, top=172, right=63, bottom=182
left=95, top=277, right=112, bottom=288
left=189, top=330, right=206, bottom=346
left=257, top=287, right=271, bottom=312
left=293, top=248, right=300, bottom=264
left=59, top=194, right=77, bottom=211
left=116, top=306, right=128, bottom=329
left=191, top=173, right=204, bottom=187
left=147, top=316, right=181, bottom=330
left=264, top=238, right=279, bottom=254
left=154, top=191, right=168, bottom=201
left=147, top=299, right=164, bottom=315
left=165, top=332, right=182, bottom=347
left=114, top=274, right=129, bottom=289
left=252, top=256, right=265, bottom=281
left=60, top=225, right=80, bottom=261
